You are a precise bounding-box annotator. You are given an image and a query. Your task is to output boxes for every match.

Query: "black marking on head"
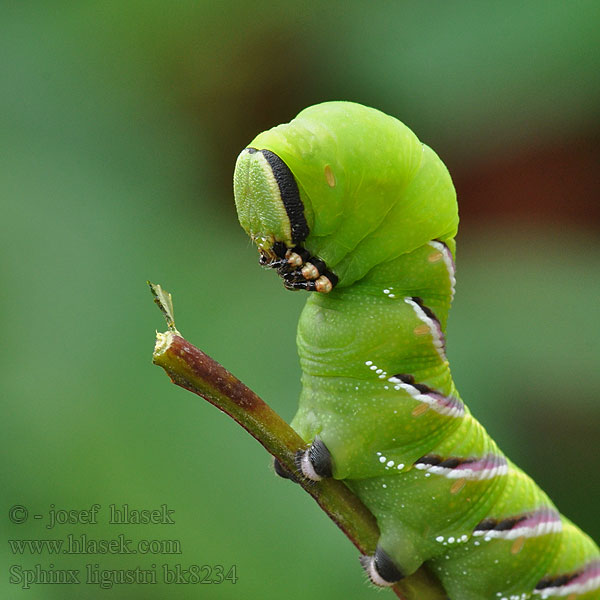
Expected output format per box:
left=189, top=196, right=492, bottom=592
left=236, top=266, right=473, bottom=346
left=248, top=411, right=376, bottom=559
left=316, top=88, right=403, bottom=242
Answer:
left=245, top=147, right=258, bottom=154
left=411, top=296, right=440, bottom=323
left=272, top=241, right=288, bottom=258
left=535, top=571, right=581, bottom=591
left=373, top=546, right=405, bottom=584
left=307, top=437, right=333, bottom=478
left=260, top=149, right=309, bottom=244
left=273, top=458, right=298, bottom=482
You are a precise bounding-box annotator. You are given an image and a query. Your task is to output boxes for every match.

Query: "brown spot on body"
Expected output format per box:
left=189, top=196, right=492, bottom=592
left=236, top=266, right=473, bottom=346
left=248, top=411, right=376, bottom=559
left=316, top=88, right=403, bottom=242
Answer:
left=450, top=479, right=466, bottom=494
left=412, top=404, right=429, bottom=417
left=414, top=324, right=431, bottom=336
left=511, top=536, right=525, bottom=554
left=324, top=164, right=336, bottom=187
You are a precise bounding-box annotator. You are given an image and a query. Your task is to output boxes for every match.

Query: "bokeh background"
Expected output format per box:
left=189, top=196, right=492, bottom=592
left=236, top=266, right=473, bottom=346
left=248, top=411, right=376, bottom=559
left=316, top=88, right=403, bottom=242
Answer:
left=2, top=2, right=599, bottom=598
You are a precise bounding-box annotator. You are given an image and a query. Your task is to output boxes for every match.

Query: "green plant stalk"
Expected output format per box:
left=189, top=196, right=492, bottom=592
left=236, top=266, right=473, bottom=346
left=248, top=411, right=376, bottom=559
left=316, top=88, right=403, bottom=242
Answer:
left=151, top=287, right=446, bottom=600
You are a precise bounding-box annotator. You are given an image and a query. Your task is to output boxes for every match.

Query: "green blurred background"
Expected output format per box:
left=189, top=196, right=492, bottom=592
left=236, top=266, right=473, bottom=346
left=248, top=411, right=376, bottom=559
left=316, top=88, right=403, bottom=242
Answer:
left=2, top=2, right=599, bottom=598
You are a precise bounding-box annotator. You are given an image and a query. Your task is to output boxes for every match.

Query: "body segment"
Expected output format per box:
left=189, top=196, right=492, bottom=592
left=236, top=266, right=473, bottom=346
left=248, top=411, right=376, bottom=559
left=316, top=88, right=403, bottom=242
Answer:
left=233, top=101, right=600, bottom=599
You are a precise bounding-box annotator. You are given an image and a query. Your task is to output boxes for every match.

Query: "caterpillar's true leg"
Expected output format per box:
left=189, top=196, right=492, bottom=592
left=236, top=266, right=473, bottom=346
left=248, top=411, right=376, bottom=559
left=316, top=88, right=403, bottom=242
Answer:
left=360, top=545, right=405, bottom=587
left=295, top=436, right=333, bottom=481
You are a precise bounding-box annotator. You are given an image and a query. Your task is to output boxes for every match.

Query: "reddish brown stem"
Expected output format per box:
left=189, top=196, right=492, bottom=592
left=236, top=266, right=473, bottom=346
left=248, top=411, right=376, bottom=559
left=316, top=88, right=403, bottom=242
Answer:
left=152, top=328, right=446, bottom=600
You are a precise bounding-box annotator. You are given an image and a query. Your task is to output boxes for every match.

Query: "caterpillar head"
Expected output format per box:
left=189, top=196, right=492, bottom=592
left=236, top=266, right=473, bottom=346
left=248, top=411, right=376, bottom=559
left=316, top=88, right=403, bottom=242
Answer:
left=233, top=102, right=458, bottom=293
left=234, top=146, right=337, bottom=293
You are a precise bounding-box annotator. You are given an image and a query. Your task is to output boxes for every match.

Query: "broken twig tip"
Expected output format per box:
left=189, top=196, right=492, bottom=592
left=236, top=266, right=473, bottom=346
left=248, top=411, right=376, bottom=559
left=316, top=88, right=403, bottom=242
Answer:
left=148, top=281, right=180, bottom=335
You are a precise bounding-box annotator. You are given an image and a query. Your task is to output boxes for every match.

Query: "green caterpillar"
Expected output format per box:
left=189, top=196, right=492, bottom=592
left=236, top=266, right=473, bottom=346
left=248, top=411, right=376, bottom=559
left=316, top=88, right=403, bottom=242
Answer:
left=233, top=101, right=600, bottom=600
